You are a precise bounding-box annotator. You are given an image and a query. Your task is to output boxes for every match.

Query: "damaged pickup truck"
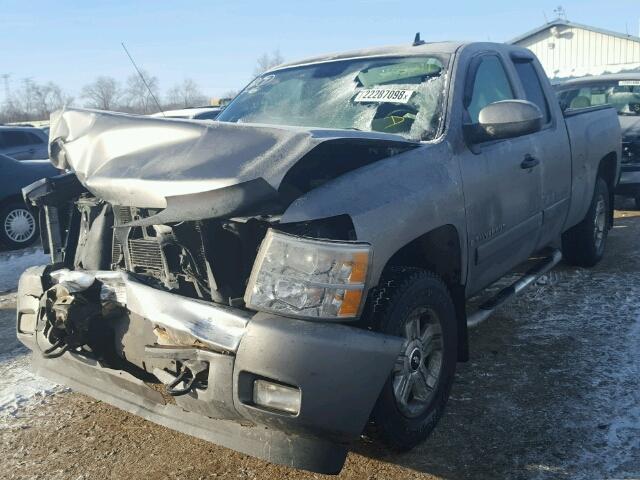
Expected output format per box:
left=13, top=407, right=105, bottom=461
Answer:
left=17, top=41, right=620, bottom=474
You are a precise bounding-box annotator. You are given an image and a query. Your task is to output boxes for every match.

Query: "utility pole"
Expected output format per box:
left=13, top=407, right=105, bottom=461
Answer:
left=1, top=73, right=10, bottom=106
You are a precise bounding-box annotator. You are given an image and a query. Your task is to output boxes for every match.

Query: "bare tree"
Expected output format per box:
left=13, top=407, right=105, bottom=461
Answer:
left=123, top=69, right=160, bottom=114
left=0, top=78, right=73, bottom=122
left=81, top=76, right=122, bottom=110
left=165, top=78, right=208, bottom=108
left=253, top=50, right=284, bottom=76
left=31, top=82, right=72, bottom=119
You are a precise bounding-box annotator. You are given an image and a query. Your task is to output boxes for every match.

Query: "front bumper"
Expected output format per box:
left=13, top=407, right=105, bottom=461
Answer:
left=16, top=266, right=403, bottom=474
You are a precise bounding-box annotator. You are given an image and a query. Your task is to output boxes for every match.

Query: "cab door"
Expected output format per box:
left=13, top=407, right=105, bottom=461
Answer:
left=458, top=53, right=543, bottom=295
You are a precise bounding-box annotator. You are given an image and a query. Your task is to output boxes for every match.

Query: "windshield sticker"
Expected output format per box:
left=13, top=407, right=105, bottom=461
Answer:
left=619, top=80, right=640, bottom=86
left=354, top=89, right=415, bottom=104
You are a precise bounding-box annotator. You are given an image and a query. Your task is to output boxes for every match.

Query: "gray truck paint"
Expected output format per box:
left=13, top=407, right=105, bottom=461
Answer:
left=17, top=41, right=621, bottom=474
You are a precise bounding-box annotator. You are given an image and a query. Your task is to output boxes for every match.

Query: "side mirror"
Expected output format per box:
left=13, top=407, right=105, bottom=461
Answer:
left=465, top=100, right=543, bottom=143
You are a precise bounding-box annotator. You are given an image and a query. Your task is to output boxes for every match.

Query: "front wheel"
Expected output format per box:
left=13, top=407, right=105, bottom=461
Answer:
left=562, top=177, right=610, bottom=267
left=366, top=268, right=457, bottom=451
left=0, top=202, right=38, bottom=249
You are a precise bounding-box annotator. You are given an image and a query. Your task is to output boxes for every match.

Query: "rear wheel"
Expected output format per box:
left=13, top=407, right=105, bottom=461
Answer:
left=561, top=177, right=610, bottom=267
left=0, top=202, right=38, bottom=249
left=366, top=268, right=457, bottom=450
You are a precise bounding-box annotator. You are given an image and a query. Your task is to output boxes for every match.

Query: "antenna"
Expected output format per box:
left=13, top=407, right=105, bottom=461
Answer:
left=413, top=32, right=426, bottom=46
left=121, top=42, right=164, bottom=116
left=553, top=5, right=567, bottom=21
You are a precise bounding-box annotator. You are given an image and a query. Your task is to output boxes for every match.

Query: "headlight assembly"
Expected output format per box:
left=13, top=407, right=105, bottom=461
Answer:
left=244, top=229, right=372, bottom=319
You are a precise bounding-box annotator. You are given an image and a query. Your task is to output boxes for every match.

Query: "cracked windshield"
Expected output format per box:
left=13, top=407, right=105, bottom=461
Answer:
left=218, top=55, right=448, bottom=140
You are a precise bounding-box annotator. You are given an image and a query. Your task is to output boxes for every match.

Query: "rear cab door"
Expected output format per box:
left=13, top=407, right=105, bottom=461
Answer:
left=457, top=49, right=544, bottom=295
left=509, top=51, right=572, bottom=249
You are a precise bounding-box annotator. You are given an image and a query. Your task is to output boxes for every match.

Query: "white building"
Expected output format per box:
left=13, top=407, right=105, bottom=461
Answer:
left=510, top=19, right=640, bottom=79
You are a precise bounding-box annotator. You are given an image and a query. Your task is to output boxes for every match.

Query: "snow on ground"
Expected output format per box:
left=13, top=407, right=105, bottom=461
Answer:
left=0, top=248, right=62, bottom=424
left=0, top=247, right=49, bottom=292
left=510, top=265, right=640, bottom=479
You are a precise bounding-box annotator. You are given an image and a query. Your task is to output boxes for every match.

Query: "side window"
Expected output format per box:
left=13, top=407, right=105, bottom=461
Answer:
left=513, top=60, right=550, bottom=122
left=2, top=131, right=32, bottom=148
left=467, top=56, right=514, bottom=123
left=26, top=132, right=45, bottom=144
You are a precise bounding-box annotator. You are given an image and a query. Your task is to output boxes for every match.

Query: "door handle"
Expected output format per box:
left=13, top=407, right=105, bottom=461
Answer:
left=521, top=154, right=540, bottom=169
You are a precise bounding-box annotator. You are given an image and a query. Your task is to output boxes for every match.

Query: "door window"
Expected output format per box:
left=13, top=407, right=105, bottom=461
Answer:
left=513, top=60, right=550, bottom=122
left=467, top=56, right=514, bottom=123
left=25, top=132, right=45, bottom=144
left=1, top=131, right=32, bottom=148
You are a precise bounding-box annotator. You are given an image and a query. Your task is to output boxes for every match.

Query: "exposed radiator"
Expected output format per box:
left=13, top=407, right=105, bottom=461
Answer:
left=128, top=238, right=164, bottom=271
left=113, top=205, right=133, bottom=225
left=111, top=206, right=165, bottom=272
left=111, top=235, right=123, bottom=265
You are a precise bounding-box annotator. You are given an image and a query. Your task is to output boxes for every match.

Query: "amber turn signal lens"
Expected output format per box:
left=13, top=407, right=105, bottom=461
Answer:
left=338, top=289, right=363, bottom=317
left=348, top=252, right=369, bottom=284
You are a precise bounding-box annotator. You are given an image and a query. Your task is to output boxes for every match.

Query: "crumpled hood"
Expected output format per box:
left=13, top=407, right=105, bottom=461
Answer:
left=49, top=108, right=413, bottom=210
left=619, top=115, right=640, bottom=141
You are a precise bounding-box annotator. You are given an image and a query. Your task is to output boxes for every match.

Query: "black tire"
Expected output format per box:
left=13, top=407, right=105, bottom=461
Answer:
left=365, top=267, right=457, bottom=451
left=0, top=202, right=38, bottom=250
left=561, top=177, right=610, bottom=267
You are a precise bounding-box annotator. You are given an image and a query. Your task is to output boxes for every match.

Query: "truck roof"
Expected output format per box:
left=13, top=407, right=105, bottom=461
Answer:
left=272, top=41, right=466, bottom=71
left=271, top=41, right=532, bottom=72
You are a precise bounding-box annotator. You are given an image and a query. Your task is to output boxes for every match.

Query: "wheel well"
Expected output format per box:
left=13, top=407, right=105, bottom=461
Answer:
left=381, top=225, right=469, bottom=361
left=598, top=152, right=617, bottom=224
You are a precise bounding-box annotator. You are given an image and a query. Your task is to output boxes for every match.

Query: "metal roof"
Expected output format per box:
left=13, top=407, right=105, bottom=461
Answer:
left=509, top=19, right=640, bottom=45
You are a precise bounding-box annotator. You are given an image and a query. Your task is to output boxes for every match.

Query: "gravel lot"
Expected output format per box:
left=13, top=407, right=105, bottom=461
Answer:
left=1, top=206, right=639, bottom=480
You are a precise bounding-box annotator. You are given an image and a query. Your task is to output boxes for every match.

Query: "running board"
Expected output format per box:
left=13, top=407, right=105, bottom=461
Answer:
left=466, top=249, right=562, bottom=328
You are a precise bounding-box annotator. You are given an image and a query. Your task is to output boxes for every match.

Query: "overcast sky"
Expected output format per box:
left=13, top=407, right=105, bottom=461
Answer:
left=1, top=0, right=639, bottom=102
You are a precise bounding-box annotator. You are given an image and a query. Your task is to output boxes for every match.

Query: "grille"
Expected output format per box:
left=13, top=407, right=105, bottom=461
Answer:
left=113, top=205, right=133, bottom=225
left=128, top=238, right=164, bottom=271
left=111, top=235, right=123, bottom=265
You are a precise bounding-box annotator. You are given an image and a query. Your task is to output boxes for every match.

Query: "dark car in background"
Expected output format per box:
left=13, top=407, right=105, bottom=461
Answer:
left=0, top=154, right=58, bottom=248
left=557, top=74, right=640, bottom=208
left=0, top=125, right=49, bottom=160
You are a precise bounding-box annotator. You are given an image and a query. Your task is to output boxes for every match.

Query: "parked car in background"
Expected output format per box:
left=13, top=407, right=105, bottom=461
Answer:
left=151, top=106, right=222, bottom=120
left=557, top=74, right=640, bottom=208
left=0, top=125, right=49, bottom=160
left=0, top=154, right=58, bottom=248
